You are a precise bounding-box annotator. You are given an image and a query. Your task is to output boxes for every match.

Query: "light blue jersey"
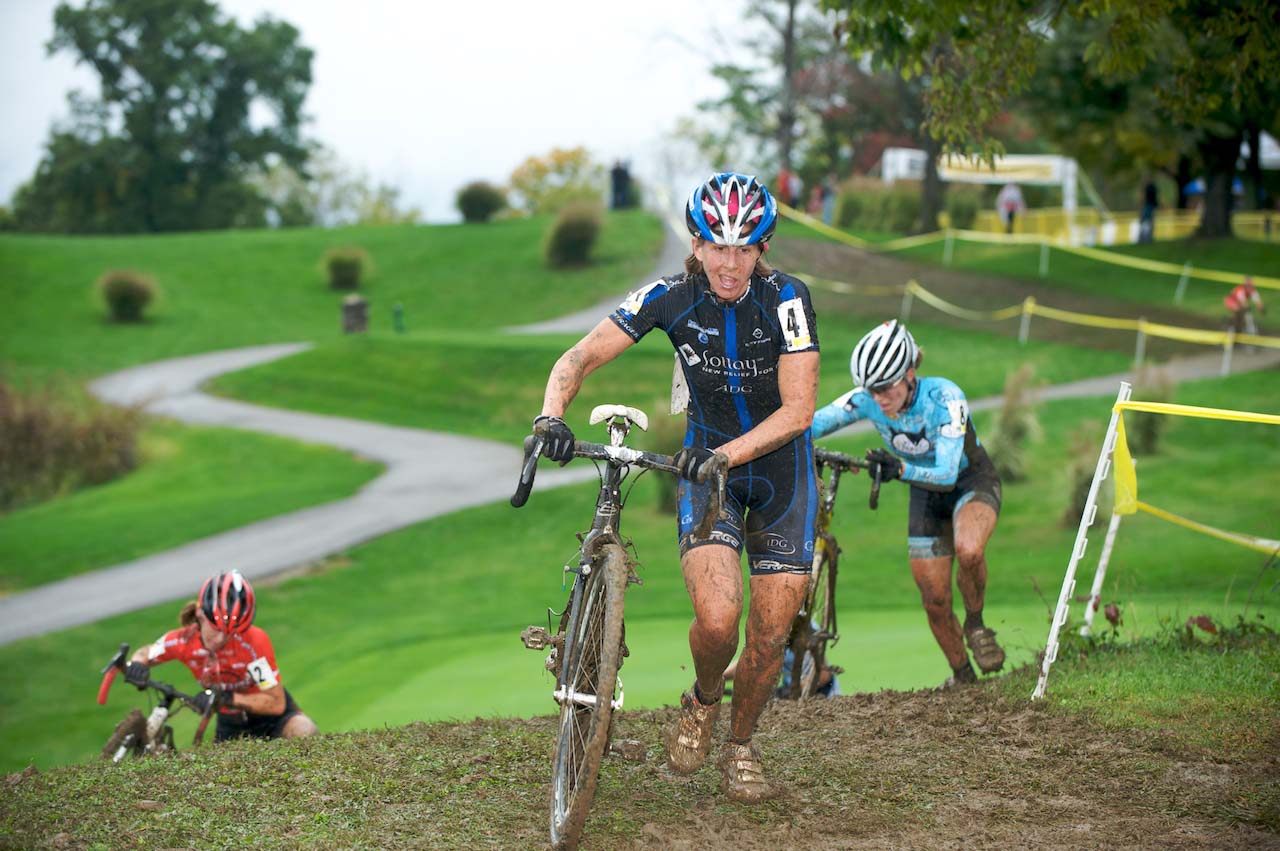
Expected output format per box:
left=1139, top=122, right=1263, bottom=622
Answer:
left=812, top=376, right=979, bottom=490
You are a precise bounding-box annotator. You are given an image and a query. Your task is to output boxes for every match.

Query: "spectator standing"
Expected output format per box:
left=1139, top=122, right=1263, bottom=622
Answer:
left=995, top=182, right=1025, bottom=234
left=1139, top=178, right=1159, bottom=243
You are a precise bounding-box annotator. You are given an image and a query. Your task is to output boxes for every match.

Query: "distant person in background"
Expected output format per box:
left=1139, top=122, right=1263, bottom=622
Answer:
left=821, top=174, right=837, bottom=225
left=1225, top=277, right=1265, bottom=338
left=996, top=182, right=1025, bottom=234
left=123, top=570, right=318, bottom=742
left=806, top=183, right=824, bottom=217
left=1139, top=179, right=1159, bottom=243
left=776, top=165, right=795, bottom=206
left=610, top=160, right=632, bottom=210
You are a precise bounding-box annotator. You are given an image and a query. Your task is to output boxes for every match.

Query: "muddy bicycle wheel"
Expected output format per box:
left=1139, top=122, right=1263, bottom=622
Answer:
left=548, top=543, right=628, bottom=851
left=102, top=708, right=147, bottom=762
left=801, top=535, right=840, bottom=698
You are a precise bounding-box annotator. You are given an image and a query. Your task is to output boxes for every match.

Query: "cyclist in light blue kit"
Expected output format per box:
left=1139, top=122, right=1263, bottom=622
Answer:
left=813, top=320, right=1006, bottom=686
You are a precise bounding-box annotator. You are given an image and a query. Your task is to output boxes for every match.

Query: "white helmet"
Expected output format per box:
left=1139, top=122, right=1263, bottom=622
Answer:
left=851, top=320, right=918, bottom=390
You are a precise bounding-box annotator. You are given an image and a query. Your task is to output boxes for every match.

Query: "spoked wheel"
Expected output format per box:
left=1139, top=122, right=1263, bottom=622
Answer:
left=801, top=537, right=840, bottom=698
left=549, top=543, right=629, bottom=851
left=102, top=708, right=147, bottom=763
left=785, top=536, right=840, bottom=700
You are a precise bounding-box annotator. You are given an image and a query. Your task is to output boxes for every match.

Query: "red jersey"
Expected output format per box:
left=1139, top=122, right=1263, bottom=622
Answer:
left=1224, top=282, right=1262, bottom=312
left=145, top=624, right=282, bottom=714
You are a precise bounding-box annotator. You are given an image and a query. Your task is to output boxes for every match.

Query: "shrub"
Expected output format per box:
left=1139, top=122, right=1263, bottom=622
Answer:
left=884, top=184, right=923, bottom=234
left=1128, top=365, right=1176, bottom=455
left=945, top=185, right=983, bottom=230
left=323, top=246, right=369, bottom=290
left=1061, top=420, right=1104, bottom=528
left=96, top=270, right=158, bottom=322
left=455, top=181, right=507, bottom=223
left=982, top=363, right=1042, bottom=482
left=545, top=202, right=603, bottom=268
left=0, top=379, right=144, bottom=512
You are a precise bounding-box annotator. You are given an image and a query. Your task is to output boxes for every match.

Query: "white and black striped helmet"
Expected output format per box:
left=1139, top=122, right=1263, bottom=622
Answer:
left=851, top=320, right=918, bottom=390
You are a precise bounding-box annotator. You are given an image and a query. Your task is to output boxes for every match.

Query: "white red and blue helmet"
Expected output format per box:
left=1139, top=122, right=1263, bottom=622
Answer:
left=685, top=172, right=777, bottom=246
left=851, top=320, right=918, bottom=390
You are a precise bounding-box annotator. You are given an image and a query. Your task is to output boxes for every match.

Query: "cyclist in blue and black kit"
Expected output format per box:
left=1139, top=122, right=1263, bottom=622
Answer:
left=813, top=320, right=1006, bottom=687
left=533, top=173, right=820, bottom=803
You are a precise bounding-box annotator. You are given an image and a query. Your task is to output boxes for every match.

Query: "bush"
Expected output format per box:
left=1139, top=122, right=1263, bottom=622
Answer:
left=545, top=202, right=603, bottom=267
left=1128, top=365, right=1176, bottom=455
left=982, top=363, right=1042, bottom=482
left=323, top=246, right=369, bottom=290
left=945, top=185, right=983, bottom=230
left=831, top=178, right=921, bottom=234
left=0, top=379, right=144, bottom=512
left=883, top=184, right=923, bottom=234
left=455, top=181, right=508, bottom=223
left=1061, top=420, right=1104, bottom=528
left=96, top=270, right=158, bottom=322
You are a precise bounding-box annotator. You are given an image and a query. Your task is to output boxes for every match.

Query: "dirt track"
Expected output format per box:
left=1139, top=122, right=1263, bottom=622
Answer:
left=774, top=238, right=1228, bottom=362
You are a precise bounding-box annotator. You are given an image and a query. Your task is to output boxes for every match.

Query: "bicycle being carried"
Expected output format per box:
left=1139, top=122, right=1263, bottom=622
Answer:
left=512, top=403, right=726, bottom=851
left=777, top=446, right=882, bottom=700
left=96, top=643, right=223, bottom=762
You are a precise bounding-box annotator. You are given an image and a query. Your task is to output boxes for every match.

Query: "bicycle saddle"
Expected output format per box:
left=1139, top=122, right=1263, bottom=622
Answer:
left=589, top=404, right=648, bottom=432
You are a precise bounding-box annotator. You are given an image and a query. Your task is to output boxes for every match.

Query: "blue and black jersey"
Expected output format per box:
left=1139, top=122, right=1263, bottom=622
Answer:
left=610, top=270, right=821, bottom=574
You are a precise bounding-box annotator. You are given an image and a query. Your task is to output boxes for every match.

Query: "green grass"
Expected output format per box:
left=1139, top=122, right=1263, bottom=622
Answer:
left=887, top=235, right=1280, bottom=320
left=0, top=420, right=381, bottom=591
left=0, top=210, right=662, bottom=381
left=2, top=368, right=1275, bottom=774
left=208, top=316, right=1134, bottom=446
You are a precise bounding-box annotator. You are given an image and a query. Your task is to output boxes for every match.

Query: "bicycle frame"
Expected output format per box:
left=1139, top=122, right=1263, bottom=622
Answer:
left=98, top=643, right=216, bottom=760
left=514, top=404, right=725, bottom=851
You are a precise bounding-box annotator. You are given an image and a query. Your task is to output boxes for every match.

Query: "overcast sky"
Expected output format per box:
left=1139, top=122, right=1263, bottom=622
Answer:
left=0, top=0, right=754, bottom=223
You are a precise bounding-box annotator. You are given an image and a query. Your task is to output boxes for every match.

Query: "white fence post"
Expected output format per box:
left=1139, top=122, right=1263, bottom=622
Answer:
left=1018, top=298, right=1034, bottom=344
left=900, top=285, right=914, bottom=324
left=1033, top=381, right=1132, bottom=700
left=1080, top=512, right=1124, bottom=636
left=1133, top=319, right=1147, bottom=366
left=1174, top=262, right=1192, bottom=304
left=1039, top=242, right=1050, bottom=277
left=1221, top=332, right=1235, bottom=376
left=944, top=229, right=955, bottom=266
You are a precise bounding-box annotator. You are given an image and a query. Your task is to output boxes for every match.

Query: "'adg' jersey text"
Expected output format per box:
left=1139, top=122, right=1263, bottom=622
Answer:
left=610, top=270, right=820, bottom=446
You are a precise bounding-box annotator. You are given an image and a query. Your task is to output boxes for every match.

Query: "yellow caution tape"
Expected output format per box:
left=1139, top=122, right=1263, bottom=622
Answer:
left=1114, top=401, right=1280, bottom=425
left=1135, top=501, right=1280, bottom=555
left=802, top=274, right=904, bottom=297
left=777, top=203, right=871, bottom=249
left=903, top=280, right=1025, bottom=321
left=1113, top=415, right=1138, bottom=515
left=1029, top=303, right=1139, bottom=331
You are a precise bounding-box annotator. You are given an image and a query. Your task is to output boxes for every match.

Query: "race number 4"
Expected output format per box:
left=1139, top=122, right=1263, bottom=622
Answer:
left=778, top=298, right=812, bottom=351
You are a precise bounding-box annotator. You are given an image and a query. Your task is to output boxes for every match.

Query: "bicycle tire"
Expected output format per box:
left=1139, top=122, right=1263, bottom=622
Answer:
left=548, top=543, right=628, bottom=851
left=102, top=708, right=147, bottom=762
left=801, top=538, right=840, bottom=699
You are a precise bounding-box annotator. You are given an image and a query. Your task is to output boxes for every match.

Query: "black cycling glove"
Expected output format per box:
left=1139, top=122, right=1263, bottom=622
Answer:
left=675, top=447, right=724, bottom=484
left=124, top=661, right=151, bottom=689
left=533, top=415, right=575, bottom=464
left=191, top=686, right=228, bottom=716
left=866, top=448, right=903, bottom=482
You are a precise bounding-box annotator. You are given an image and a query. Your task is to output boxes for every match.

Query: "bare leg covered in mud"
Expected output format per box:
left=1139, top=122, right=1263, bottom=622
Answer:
left=911, top=500, right=1002, bottom=680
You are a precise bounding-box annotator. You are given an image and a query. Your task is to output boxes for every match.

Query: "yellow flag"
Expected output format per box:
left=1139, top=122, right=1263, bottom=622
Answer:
left=1112, top=414, right=1137, bottom=515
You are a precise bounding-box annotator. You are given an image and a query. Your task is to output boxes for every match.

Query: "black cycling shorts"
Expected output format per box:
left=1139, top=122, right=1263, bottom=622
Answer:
left=214, top=687, right=304, bottom=742
left=677, top=440, right=817, bottom=576
left=906, top=461, right=1002, bottom=560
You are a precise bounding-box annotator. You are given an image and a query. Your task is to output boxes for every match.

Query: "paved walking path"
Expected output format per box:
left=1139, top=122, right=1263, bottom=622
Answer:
left=2, top=225, right=1277, bottom=646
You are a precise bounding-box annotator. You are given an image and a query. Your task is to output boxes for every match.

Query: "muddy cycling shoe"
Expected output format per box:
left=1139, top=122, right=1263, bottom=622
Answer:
left=665, top=688, right=720, bottom=774
left=718, top=740, right=778, bottom=803
left=965, top=626, right=1006, bottom=673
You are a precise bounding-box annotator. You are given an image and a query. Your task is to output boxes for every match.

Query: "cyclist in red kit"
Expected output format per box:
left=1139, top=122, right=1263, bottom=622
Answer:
left=123, top=570, right=318, bottom=742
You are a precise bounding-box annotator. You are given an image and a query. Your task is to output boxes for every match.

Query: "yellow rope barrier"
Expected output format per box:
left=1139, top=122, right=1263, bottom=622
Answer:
left=1113, top=400, right=1280, bottom=425
left=1135, top=501, right=1280, bottom=556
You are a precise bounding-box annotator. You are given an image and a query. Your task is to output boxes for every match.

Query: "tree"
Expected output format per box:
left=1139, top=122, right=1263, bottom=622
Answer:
left=14, top=0, right=312, bottom=233
left=822, top=0, right=1280, bottom=238
left=507, top=147, right=603, bottom=215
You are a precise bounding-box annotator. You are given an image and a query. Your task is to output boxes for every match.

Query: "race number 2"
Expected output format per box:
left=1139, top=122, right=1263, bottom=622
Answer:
left=778, top=298, right=812, bottom=351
